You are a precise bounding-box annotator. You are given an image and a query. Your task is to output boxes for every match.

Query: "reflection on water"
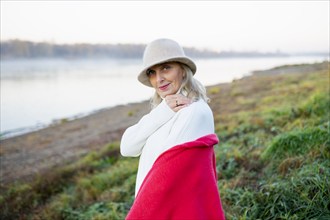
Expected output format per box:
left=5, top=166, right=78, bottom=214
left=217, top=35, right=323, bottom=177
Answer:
left=0, top=56, right=327, bottom=137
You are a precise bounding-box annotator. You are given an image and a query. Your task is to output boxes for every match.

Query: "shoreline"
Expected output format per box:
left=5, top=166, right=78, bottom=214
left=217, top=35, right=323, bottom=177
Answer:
left=1, top=61, right=328, bottom=186
left=0, top=106, right=129, bottom=140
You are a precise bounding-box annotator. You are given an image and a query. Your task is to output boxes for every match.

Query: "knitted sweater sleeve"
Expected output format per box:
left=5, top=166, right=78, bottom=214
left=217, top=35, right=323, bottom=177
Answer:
left=120, top=100, right=175, bottom=157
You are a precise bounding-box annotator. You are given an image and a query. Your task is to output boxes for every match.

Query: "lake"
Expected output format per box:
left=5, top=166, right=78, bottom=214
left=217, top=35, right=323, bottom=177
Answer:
left=0, top=56, right=327, bottom=138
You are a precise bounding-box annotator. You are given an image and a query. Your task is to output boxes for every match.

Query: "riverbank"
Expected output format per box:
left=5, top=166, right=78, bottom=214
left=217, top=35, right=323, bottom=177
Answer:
left=0, top=61, right=328, bottom=186
left=0, top=100, right=149, bottom=185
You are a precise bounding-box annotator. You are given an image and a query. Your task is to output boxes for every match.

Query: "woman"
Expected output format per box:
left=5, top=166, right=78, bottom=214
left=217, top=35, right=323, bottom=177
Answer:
left=121, top=38, right=225, bottom=220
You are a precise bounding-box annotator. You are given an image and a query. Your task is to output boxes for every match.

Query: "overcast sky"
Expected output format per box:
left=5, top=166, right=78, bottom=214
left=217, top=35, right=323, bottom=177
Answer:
left=1, top=0, right=329, bottom=53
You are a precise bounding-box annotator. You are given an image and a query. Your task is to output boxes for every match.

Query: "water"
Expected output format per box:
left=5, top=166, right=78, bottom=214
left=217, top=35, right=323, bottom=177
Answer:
left=1, top=56, right=327, bottom=138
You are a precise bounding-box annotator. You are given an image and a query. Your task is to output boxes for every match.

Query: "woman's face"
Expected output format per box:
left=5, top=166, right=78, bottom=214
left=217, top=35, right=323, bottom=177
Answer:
left=147, top=62, right=184, bottom=98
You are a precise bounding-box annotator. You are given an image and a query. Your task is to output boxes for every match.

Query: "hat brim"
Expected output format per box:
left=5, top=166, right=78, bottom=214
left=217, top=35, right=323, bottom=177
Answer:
left=138, top=56, right=197, bottom=87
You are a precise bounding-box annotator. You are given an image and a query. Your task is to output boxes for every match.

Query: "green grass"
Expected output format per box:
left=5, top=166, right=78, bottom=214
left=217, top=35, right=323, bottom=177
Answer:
left=1, top=61, right=329, bottom=219
left=212, top=62, right=329, bottom=220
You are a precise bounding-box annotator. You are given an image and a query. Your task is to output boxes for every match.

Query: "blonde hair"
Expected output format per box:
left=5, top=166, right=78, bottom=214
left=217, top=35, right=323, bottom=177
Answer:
left=150, top=64, right=209, bottom=109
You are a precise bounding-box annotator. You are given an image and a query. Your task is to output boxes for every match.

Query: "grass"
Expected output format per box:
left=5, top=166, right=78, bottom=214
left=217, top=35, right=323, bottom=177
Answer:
left=211, top=61, right=329, bottom=220
left=0, top=61, right=329, bottom=220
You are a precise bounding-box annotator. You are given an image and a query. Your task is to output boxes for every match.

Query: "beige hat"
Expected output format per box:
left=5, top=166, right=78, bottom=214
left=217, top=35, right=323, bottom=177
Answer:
left=138, top=38, right=197, bottom=87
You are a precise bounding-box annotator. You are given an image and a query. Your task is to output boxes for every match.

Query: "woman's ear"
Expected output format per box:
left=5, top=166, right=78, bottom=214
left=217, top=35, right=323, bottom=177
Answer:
left=180, top=64, right=186, bottom=78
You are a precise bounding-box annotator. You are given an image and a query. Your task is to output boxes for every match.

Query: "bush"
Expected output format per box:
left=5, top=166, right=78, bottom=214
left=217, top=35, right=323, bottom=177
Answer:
left=262, top=126, right=329, bottom=160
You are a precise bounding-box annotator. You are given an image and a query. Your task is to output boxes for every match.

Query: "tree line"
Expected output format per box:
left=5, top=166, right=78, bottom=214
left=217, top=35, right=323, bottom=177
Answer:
left=0, top=39, right=289, bottom=59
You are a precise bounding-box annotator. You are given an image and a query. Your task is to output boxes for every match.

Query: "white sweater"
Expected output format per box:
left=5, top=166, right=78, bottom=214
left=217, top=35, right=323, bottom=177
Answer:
left=120, top=99, right=215, bottom=196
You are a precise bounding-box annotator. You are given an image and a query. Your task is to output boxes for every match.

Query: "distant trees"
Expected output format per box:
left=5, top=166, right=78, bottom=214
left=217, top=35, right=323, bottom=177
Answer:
left=0, top=39, right=289, bottom=59
left=0, top=40, right=146, bottom=59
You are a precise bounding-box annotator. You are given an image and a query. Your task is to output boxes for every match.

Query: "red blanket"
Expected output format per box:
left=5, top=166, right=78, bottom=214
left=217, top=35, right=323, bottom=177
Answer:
left=126, top=134, right=226, bottom=220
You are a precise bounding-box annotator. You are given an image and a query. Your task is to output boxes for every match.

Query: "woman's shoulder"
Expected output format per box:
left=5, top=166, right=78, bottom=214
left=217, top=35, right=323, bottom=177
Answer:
left=190, top=99, right=211, bottom=110
left=174, top=99, right=214, bottom=129
left=179, top=99, right=212, bottom=116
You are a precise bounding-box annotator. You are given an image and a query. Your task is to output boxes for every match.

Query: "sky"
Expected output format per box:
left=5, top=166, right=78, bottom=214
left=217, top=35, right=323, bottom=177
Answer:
left=1, top=0, right=329, bottom=53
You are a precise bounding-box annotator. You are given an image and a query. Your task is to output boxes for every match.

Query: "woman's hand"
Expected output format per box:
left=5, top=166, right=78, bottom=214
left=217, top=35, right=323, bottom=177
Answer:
left=165, top=94, right=192, bottom=112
